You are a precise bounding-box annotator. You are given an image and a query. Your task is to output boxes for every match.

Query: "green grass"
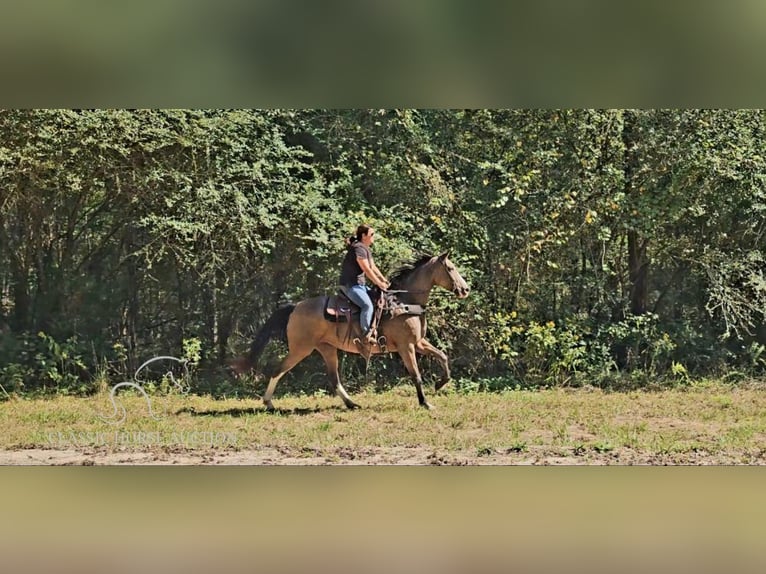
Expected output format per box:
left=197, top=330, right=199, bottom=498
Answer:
left=1, top=380, right=766, bottom=463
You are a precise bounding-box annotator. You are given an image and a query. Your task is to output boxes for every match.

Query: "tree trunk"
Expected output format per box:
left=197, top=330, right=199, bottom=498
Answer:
left=622, top=110, right=649, bottom=316
left=10, top=259, right=30, bottom=332
left=628, top=231, right=648, bottom=315
left=123, top=233, right=140, bottom=372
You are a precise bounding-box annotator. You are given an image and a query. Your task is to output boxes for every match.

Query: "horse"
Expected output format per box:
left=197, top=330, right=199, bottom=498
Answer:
left=230, top=252, right=470, bottom=410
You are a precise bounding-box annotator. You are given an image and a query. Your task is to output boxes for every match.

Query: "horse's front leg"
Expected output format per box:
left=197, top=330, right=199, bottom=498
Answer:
left=398, top=343, right=432, bottom=409
left=416, top=338, right=450, bottom=391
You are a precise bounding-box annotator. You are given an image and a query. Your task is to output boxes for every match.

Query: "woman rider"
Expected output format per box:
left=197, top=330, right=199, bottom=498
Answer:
left=338, top=224, right=390, bottom=345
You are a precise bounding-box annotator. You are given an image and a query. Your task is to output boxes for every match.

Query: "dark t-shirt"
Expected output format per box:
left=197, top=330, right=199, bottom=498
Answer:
left=339, top=241, right=372, bottom=286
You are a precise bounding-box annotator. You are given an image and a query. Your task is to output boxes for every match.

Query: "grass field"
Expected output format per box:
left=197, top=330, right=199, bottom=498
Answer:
left=1, top=379, right=766, bottom=464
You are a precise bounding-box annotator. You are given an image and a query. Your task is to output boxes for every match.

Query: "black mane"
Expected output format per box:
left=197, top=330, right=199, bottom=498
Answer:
left=389, top=253, right=435, bottom=288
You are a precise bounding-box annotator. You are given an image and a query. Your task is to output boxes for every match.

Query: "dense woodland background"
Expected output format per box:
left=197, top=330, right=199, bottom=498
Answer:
left=1, top=109, right=764, bottom=395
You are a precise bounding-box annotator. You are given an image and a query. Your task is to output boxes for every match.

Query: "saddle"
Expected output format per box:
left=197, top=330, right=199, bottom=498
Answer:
left=323, top=288, right=369, bottom=322
left=323, top=287, right=426, bottom=324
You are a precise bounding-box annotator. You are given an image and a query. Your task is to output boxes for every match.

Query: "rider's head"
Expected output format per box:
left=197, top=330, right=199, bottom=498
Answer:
left=358, top=224, right=375, bottom=245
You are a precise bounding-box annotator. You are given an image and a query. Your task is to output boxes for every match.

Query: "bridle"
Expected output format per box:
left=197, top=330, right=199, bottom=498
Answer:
left=442, top=260, right=466, bottom=295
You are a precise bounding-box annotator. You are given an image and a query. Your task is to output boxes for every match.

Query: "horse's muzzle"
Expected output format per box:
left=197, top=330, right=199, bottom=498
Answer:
left=454, top=287, right=470, bottom=299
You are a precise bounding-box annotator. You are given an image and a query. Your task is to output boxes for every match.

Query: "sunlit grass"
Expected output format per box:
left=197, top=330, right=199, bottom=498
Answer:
left=1, top=380, right=766, bottom=463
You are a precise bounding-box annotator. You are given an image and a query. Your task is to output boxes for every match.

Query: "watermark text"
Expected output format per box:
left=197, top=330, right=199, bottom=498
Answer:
left=46, top=430, right=239, bottom=448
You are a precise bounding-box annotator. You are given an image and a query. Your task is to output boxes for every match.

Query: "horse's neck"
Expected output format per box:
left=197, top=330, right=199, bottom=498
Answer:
left=399, top=265, right=433, bottom=306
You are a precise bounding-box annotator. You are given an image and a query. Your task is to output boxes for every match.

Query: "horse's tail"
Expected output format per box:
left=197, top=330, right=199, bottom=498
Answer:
left=230, top=304, right=296, bottom=375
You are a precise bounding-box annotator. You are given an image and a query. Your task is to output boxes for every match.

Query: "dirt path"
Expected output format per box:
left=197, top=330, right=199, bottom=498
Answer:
left=3, top=445, right=764, bottom=465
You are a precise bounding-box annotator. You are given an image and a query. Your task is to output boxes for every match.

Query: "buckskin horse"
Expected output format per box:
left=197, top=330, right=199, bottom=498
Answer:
left=230, top=252, right=470, bottom=410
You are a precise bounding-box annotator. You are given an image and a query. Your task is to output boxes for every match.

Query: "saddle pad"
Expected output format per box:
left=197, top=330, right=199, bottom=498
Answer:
left=324, top=294, right=359, bottom=317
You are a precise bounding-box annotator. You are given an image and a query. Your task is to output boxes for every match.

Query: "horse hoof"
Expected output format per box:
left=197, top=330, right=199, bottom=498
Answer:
left=264, top=401, right=275, bottom=411
left=345, top=401, right=361, bottom=410
left=420, top=402, right=434, bottom=410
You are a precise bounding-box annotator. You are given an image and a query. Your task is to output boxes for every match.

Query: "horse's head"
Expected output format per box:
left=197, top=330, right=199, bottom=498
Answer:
left=435, top=251, right=470, bottom=299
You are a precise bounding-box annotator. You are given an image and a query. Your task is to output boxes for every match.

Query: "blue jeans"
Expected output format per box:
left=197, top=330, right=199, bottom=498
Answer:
left=344, top=284, right=374, bottom=336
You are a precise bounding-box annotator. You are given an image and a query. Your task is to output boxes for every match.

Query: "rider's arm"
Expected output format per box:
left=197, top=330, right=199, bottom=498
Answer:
left=357, top=257, right=389, bottom=290
left=371, top=260, right=391, bottom=289
left=369, top=261, right=389, bottom=288
left=367, top=255, right=389, bottom=286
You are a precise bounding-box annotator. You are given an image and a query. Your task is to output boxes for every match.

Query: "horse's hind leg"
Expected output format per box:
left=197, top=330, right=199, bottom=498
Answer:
left=316, top=343, right=359, bottom=410
left=416, top=338, right=451, bottom=391
left=398, top=343, right=432, bottom=410
left=262, top=347, right=312, bottom=410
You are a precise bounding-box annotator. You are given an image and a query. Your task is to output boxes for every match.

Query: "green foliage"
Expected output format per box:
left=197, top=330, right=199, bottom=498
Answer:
left=482, top=310, right=685, bottom=387
left=0, top=109, right=764, bottom=396
left=670, top=362, right=691, bottom=385
left=182, top=337, right=202, bottom=368
left=484, top=313, right=586, bottom=385
left=0, top=331, right=93, bottom=395
left=595, top=313, right=678, bottom=375
left=746, top=343, right=766, bottom=374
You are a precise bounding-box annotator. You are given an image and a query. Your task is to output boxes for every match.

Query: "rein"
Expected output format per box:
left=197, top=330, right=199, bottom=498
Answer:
left=384, top=288, right=454, bottom=298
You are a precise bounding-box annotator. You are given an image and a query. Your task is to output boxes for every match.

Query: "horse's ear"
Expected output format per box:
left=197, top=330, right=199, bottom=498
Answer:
left=439, top=250, right=451, bottom=261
